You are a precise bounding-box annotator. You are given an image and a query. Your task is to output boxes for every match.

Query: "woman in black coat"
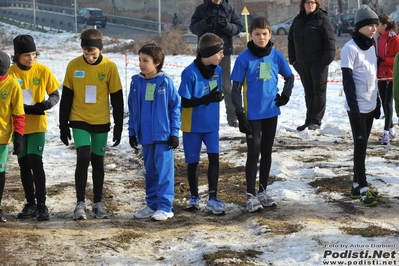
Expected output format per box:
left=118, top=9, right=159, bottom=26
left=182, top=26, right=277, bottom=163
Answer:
left=288, top=0, right=336, bottom=131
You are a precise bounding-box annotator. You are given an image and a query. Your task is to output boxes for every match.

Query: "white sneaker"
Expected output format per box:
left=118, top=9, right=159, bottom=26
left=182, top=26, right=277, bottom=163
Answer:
left=257, top=190, right=277, bottom=207
left=246, top=193, right=263, bottom=213
left=73, top=201, right=87, bottom=220
left=92, top=202, right=109, bottom=219
left=389, top=131, right=397, bottom=141
left=381, top=132, right=390, bottom=145
left=151, top=210, right=174, bottom=221
left=134, top=205, right=156, bottom=219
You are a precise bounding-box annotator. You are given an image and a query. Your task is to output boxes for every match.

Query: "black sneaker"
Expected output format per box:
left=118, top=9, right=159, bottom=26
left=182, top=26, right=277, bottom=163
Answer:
left=37, top=203, right=49, bottom=221
left=0, top=209, right=6, bottom=223
left=17, top=202, right=37, bottom=219
left=350, top=186, right=381, bottom=199
left=296, top=124, right=309, bottom=131
left=360, top=190, right=378, bottom=207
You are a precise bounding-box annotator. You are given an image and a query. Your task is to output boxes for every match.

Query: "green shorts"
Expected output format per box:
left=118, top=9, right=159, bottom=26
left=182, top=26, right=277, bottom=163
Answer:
left=72, top=128, right=108, bottom=156
left=17, top=132, right=45, bottom=158
left=0, top=145, right=9, bottom=172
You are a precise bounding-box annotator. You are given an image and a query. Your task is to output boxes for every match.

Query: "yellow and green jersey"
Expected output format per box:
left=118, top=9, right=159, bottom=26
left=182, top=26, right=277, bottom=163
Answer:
left=63, top=56, right=122, bottom=125
left=8, top=62, right=59, bottom=134
left=0, top=75, right=25, bottom=144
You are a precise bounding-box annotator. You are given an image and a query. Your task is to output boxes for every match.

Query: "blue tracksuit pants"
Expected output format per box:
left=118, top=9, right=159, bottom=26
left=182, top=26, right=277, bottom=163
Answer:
left=142, top=143, right=174, bottom=212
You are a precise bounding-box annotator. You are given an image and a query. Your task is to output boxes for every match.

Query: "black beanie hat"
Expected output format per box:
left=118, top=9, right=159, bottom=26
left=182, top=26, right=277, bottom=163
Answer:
left=0, top=51, right=10, bottom=76
left=13, top=34, right=37, bottom=55
left=355, top=5, right=379, bottom=31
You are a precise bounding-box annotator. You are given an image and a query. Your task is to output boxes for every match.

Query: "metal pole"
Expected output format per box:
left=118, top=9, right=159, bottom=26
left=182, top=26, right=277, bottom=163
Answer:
left=158, top=0, right=161, bottom=36
left=33, top=0, right=36, bottom=28
left=74, top=0, right=77, bottom=33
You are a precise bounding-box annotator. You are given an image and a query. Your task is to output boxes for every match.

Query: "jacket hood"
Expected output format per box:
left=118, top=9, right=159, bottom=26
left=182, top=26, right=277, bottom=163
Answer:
left=204, top=0, right=228, bottom=8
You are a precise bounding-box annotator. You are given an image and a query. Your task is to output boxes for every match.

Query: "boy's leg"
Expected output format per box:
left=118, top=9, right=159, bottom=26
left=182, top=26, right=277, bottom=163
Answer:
left=142, top=144, right=158, bottom=211
left=17, top=134, right=35, bottom=205
left=0, top=145, right=7, bottom=208
left=246, top=120, right=262, bottom=196
left=183, top=133, right=202, bottom=197
left=90, top=132, right=108, bottom=203
left=154, top=144, right=174, bottom=212
left=259, top=117, right=277, bottom=191
left=187, top=162, right=199, bottom=197
left=72, top=129, right=93, bottom=203
left=203, top=131, right=220, bottom=198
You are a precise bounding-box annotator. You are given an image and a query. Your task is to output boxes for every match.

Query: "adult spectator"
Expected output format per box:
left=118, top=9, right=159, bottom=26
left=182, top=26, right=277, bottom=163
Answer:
left=172, top=13, right=180, bottom=28
left=288, top=0, right=336, bottom=131
left=374, top=14, right=399, bottom=145
left=190, top=0, right=243, bottom=127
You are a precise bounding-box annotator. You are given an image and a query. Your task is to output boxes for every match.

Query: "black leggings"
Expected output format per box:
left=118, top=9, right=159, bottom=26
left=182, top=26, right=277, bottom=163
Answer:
left=245, top=117, right=278, bottom=196
left=348, top=110, right=374, bottom=188
left=75, top=146, right=105, bottom=203
left=187, top=153, right=219, bottom=198
left=18, top=154, right=46, bottom=204
left=378, top=80, right=394, bottom=131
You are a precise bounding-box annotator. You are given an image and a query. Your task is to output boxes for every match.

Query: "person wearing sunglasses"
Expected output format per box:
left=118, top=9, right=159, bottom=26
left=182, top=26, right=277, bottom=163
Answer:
left=288, top=0, right=336, bottom=131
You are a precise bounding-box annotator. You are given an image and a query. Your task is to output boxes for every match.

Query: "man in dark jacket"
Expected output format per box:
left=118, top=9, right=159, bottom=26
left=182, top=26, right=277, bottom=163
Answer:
left=288, top=0, right=336, bottom=131
left=190, top=0, right=243, bottom=127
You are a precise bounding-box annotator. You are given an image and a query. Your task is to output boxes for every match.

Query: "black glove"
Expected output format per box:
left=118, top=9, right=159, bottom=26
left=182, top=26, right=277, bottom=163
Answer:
left=236, top=112, right=252, bottom=134
left=203, top=87, right=224, bottom=105
left=112, top=124, right=122, bottom=147
left=168, top=136, right=179, bottom=149
left=206, top=15, right=216, bottom=25
left=24, top=104, right=45, bottom=115
left=13, top=132, right=23, bottom=155
left=60, top=125, right=71, bottom=146
left=34, top=102, right=46, bottom=112
left=350, top=112, right=361, bottom=124
left=274, top=93, right=290, bottom=107
left=217, top=18, right=227, bottom=28
left=129, top=136, right=138, bottom=151
left=374, top=97, right=381, bottom=119
left=377, top=56, right=384, bottom=66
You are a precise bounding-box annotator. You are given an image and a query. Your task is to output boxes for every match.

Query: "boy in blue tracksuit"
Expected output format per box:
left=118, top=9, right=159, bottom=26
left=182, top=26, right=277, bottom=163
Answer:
left=178, top=33, right=225, bottom=215
left=231, top=17, right=294, bottom=213
left=128, top=44, right=181, bottom=221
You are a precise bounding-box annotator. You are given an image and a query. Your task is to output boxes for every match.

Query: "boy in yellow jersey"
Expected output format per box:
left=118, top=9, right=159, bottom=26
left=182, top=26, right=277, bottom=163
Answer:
left=0, top=50, right=25, bottom=222
left=8, top=35, right=60, bottom=222
left=59, top=28, right=124, bottom=220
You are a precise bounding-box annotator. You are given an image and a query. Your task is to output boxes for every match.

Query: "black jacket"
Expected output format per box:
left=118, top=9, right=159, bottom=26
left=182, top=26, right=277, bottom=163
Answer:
left=189, top=0, right=242, bottom=56
left=288, top=8, right=336, bottom=66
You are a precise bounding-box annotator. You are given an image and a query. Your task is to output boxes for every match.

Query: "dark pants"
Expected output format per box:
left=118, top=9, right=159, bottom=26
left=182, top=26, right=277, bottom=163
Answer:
left=245, top=117, right=277, bottom=195
left=75, top=146, right=104, bottom=203
left=18, top=154, right=46, bottom=204
left=348, top=110, right=374, bottom=188
left=378, top=80, right=394, bottom=131
left=296, top=62, right=328, bottom=126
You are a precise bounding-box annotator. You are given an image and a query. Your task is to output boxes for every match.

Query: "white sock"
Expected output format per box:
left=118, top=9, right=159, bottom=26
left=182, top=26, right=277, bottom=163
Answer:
left=384, top=130, right=389, bottom=135
left=360, top=187, right=369, bottom=194
left=353, top=183, right=359, bottom=189
left=389, top=128, right=395, bottom=134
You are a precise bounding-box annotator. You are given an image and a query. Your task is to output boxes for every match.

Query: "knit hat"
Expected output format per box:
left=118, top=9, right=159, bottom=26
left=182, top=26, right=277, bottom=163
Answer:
left=13, top=34, right=37, bottom=55
left=0, top=51, right=10, bottom=76
left=355, top=5, right=379, bottom=30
